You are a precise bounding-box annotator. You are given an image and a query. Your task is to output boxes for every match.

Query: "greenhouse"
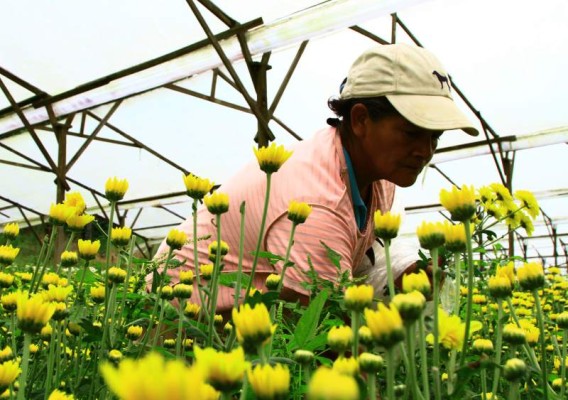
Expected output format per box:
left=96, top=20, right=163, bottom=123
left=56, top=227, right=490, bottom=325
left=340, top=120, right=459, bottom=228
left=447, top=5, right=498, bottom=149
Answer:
left=1, top=0, right=567, bottom=398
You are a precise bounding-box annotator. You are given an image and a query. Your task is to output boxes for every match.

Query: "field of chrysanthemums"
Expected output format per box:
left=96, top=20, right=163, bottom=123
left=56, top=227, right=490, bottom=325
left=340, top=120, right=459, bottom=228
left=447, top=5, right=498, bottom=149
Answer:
left=0, top=142, right=566, bottom=400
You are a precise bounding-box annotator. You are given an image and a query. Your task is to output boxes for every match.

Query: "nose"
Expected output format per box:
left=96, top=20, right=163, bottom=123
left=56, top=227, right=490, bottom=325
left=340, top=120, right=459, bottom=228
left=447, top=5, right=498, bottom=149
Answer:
left=411, top=133, right=437, bottom=161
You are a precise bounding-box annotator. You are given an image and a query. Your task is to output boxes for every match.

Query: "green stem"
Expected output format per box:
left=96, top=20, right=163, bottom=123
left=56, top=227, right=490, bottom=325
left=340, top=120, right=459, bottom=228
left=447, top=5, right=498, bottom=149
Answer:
left=431, top=247, right=442, bottom=400
left=239, top=374, right=249, bottom=400
left=447, top=350, right=457, bottom=395
left=16, top=334, right=31, bottom=400
left=533, top=289, right=549, bottom=400
left=244, top=173, right=272, bottom=300
left=453, top=252, right=461, bottom=316
left=405, top=324, right=422, bottom=400
left=64, top=231, right=76, bottom=252
left=73, top=260, right=90, bottom=307
left=207, top=214, right=223, bottom=347
left=151, top=299, right=167, bottom=348
left=30, top=227, right=58, bottom=293
left=562, top=330, right=567, bottom=399
left=384, top=239, right=396, bottom=299
left=459, top=219, right=475, bottom=366
left=101, top=284, right=118, bottom=353
left=387, top=348, right=396, bottom=400
left=491, top=299, right=505, bottom=395
left=191, top=199, right=209, bottom=326
left=140, top=248, right=174, bottom=355
left=10, top=312, right=16, bottom=353
left=352, top=311, right=360, bottom=358
left=44, top=325, right=57, bottom=398
left=418, top=315, right=430, bottom=400
left=368, top=371, right=377, bottom=400
left=105, top=202, right=116, bottom=274
left=116, top=236, right=136, bottom=325
left=277, top=223, right=297, bottom=293
left=176, top=299, right=186, bottom=357
left=233, top=201, right=247, bottom=309
left=481, top=369, right=488, bottom=400
left=507, top=381, right=519, bottom=400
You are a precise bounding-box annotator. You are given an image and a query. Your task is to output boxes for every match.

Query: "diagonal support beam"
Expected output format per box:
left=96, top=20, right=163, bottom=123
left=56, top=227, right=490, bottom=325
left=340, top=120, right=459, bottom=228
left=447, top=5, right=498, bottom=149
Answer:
left=66, top=100, right=122, bottom=173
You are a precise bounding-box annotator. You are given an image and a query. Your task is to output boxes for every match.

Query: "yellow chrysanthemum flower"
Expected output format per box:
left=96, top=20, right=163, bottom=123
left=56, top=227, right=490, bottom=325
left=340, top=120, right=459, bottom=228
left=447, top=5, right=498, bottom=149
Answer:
left=488, top=275, right=512, bottom=299
left=63, top=192, right=86, bottom=215
left=364, top=303, right=404, bottom=348
left=307, top=366, right=359, bottom=400
left=90, top=285, right=106, bottom=304
left=182, top=173, right=214, bottom=200
left=49, top=203, right=77, bottom=225
left=514, top=189, right=539, bottom=219
left=344, top=284, right=374, bottom=312
left=111, top=227, right=132, bottom=247
left=426, top=308, right=481, bottom=351
left=439, top=184, right=476, bottom=221
left=373, top=210, right=401, bottom=240
left=496, top=262, right=516, bottom=286
left=126, top=325, right=143, bottom=341
left=48, top=389, right=74, bottom=400
left=253, top=142, right=293, bottom=174
left=200, top=264, right=214, bottom=280
left=503, top=324, right=526, bottom=345
left=2, top=223, right=19, bottom=241
left=333, top=356, right=359, bottom=376
left=66, top=213, right=95, bottom=231
left=1, top=291, right=22, bottom=312
left=0, top=360, right=20, bottom=392
left=402, top=269, right=431, bottom=297
left=472, top=338, right=494, bottom=354
left=165, top=229, right=187, bottom=251
left=42, top=284, right=73, bottom=303
left=0, top=347, right=13, bottom=364
left=101, top=351, right=218, bottom=400
left=327, top=325, right=353, bottom=353
left=287, top=200, right=312, bottom=225
left=207, top=240, right=229, bottom=262
left=442, top=221, right=468, bottom=252
left=391, top=291, right=426, bottom=324
left=517, top=262, right=545, bottom=291
left=172, top=283, right=193, bottom=299
left=232, top=303, right=274, bottom=353
left=358, top=352, right=384, bottom=373
left=108, top=267, right=127, bottom=284
left=77, top=239, right=101, bottom=261
left=105, top=177, right=129, bottom=202
left=247, top=363, right=290, bottom=400
left=0, top=245, right=20, bottom=266
left=265, top=274, right=281, bottom=290
left=204, top=191, right=229, bottom=215
left=416, top=221, right=445, bottom=250
left=488, top=183, right=513, bottom=203
left=60, top=251, right=78, bottom=268
left=194, top=346, right=248, bottom=392
left=0, top=272, right=14, bottom=289
left=17, top=293, right=56, bottom=334
left=503, top=358, right=526, bottom=381
left=179, top=270, right=194, bottom=285
left=183, top=302, right=201, bottom=319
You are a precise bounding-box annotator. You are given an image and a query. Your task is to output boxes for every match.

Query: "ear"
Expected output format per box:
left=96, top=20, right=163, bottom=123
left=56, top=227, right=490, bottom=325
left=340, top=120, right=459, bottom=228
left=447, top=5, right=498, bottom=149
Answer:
left=349, top=103, right=370, bottom=139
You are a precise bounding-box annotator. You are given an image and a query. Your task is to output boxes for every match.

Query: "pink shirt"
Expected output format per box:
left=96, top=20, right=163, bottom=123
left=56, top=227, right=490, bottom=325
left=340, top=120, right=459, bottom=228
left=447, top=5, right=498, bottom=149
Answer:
left=153, top=126, right=395, bottom=311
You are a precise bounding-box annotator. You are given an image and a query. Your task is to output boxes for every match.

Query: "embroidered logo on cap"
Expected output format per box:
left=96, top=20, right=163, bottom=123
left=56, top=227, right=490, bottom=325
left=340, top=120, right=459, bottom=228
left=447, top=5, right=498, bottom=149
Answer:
left=432, top=71, right=451, bottom=92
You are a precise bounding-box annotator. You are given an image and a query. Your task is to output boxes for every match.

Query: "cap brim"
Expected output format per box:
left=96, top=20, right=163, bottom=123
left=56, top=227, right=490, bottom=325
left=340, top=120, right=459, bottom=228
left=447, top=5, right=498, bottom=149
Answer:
left=386, top=94, right=479, bottom=136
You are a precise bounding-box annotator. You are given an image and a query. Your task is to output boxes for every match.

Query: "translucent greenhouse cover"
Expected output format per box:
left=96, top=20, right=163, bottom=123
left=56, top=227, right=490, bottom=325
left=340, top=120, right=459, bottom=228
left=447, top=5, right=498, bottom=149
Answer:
left=1, top=0, right=567, bottom=265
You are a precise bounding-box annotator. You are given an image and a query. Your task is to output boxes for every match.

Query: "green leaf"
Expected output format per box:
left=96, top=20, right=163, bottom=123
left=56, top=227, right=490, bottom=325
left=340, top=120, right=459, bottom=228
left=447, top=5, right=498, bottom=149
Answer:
left=320, top=241, right=341, bottom=270
left=292, top=289, right=329, bottom=349
left=218, top=272, right=251, bottom=288
left=250, top=251, right=286, bottom=266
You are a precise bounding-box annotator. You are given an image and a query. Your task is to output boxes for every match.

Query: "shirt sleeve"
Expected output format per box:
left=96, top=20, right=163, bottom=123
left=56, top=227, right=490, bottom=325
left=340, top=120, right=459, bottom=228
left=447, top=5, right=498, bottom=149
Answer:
left=263, top=204, right=355, bottom=295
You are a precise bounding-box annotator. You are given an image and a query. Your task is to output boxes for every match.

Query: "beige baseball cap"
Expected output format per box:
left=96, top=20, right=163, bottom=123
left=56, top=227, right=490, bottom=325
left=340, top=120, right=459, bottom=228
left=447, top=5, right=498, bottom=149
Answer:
left=340, top=44, right=478, bottom=136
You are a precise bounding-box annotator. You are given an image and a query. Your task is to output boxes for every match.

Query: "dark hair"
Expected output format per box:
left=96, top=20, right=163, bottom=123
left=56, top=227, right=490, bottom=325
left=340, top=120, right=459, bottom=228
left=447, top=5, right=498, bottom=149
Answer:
left=327, top=96, right=399, bottom=140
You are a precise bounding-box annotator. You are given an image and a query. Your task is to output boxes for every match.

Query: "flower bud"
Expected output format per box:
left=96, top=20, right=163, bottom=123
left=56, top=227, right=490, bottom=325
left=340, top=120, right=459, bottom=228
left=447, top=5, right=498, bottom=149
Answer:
left=503, top=358, right=526, bottom=381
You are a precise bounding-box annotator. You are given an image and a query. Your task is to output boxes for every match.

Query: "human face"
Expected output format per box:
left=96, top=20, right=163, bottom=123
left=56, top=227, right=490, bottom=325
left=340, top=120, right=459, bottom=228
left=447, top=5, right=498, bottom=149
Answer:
left=352, top=112, right=443, bottom=188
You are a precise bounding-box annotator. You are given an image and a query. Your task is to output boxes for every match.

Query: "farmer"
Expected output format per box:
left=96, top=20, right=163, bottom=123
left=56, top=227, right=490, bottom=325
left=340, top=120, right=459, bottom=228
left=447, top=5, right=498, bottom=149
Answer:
left=151, top=43, right=478, bottom=312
